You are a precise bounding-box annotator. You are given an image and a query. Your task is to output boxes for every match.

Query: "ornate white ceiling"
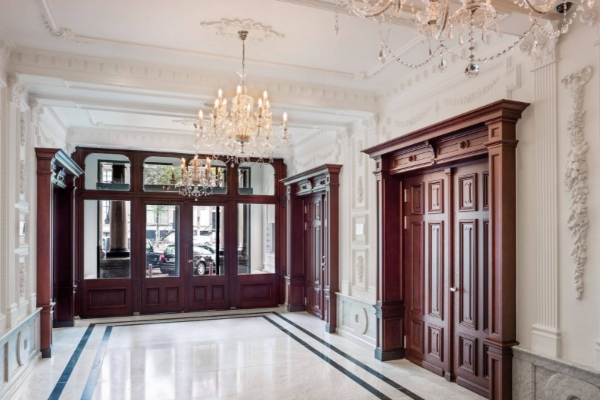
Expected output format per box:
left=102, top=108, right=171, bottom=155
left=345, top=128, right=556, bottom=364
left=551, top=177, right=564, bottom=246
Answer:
left=0, top=0, right=541, bottom=150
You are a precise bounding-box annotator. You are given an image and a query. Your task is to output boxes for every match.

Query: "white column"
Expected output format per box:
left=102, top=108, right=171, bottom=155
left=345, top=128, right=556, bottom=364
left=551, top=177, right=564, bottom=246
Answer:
left=520, top=31, right=561, bottom=357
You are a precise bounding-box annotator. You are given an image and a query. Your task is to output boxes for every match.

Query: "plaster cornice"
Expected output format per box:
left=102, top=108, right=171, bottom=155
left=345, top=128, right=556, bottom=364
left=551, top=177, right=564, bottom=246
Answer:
left=9, top=47, right=378, bottom=112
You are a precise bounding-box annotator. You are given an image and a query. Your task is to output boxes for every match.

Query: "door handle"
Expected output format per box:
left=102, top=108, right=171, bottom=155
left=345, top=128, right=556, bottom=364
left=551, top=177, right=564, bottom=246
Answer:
left=188, top=260, right=194, bottom=264
left=450, top=286, right=459, bottom=292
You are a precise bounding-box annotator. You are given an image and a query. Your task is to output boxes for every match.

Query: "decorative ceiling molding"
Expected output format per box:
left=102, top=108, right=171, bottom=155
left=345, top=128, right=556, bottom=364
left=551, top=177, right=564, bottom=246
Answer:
left=562, top=66, right=593, bottom=300
left=11, top=48, right=378, bottom=112
left=200, top=19, right=285, bottom=42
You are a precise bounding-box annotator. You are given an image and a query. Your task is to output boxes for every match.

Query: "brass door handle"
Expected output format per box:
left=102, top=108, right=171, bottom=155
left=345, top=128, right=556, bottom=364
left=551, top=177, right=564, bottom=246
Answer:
left=450, top=287, right=459, bottom=292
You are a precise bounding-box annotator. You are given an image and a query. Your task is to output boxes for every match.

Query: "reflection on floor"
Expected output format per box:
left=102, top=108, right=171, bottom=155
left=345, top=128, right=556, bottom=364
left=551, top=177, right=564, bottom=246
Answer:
left=10, top=309, right=484, bottom=400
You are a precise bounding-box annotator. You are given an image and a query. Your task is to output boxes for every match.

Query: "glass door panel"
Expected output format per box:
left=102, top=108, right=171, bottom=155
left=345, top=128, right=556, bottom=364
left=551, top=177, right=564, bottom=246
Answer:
left=236, top=203, right=278, bottom=309
left=141, top=203, right=185, bottom=313
left=187, top=205, right=228, bottom=311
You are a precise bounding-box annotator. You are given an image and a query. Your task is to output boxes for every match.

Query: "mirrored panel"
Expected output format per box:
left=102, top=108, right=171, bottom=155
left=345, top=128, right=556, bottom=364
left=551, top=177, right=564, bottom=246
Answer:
left=238, top=163, right=275, bottom=195
left=143, top=156, right=182, bottom=192
left=191, top=205, right=225, bottom=276
left=84, top=153, right=131, bottom=191
left=145, top=205, right=180, bottom=278
left=237, top=203, right=276, bottom=275
left=84, top=200, right=131, bottom=279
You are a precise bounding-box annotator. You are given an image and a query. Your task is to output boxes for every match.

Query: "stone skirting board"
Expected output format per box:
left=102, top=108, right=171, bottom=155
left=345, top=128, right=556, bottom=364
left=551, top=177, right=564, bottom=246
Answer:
left=336, top=292, right=376, bottom=350
left=513, top=346, right=600, bottom=399
left=0, top=309, right=41, bottom=399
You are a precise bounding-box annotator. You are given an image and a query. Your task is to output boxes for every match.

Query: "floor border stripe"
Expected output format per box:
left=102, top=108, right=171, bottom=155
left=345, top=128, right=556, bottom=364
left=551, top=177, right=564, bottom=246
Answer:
left=48, top=324, right=95, bottom=400
left=80, top=326, right=112, bottom=400
left=273, top=313, right=425, bottom=400
left=263, top=316, right=392, bottom=400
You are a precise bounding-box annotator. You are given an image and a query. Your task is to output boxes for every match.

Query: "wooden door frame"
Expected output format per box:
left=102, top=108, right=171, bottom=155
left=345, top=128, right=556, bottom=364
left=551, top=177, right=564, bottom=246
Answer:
left=72, top=147, right=287, bottom=318
left=35, top=148, right=83, bottom=357
left=282, top=164, right=342, bottom=333
left=363, top=100, right=529, bottom=400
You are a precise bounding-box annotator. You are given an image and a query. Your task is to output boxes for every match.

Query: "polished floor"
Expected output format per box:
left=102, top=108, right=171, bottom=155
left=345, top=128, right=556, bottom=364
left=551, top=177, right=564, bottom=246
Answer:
left=10, top=309, right=484, bottom=400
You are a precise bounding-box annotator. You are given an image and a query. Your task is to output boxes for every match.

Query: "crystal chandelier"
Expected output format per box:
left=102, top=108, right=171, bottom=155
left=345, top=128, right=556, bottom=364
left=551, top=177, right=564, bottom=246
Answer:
left=176, top=124, right=224, bottom=198
left=334, top=0, right=595, bottom=77
left=197, top=30, right=290, bottom=164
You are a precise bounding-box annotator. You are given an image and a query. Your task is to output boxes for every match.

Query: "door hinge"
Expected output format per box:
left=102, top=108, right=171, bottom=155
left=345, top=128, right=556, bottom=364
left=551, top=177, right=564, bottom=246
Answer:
left=305, top=297, right=307, bottom=305
left=403, top=188, right=408, bottom=203
left=403, top=216, right=407, bottom=229
left=404, top=335, right=407, bottom=347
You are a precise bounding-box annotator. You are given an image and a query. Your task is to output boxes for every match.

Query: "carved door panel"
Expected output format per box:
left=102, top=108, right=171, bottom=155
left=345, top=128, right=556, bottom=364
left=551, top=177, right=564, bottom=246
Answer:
left=305, top=193, right=324, bottom=319
left=404, top=170, right=451, bottom=376
left=452, top=162, right=490, bottom=396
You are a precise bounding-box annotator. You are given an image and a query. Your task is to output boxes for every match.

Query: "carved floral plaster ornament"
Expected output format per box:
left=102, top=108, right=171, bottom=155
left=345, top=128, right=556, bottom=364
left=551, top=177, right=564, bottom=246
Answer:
left=19, top=261, right=26, bottom=297
left=200, top=19, right=284, bottom=42
left=357, top=176, right=363, bottom=203
left=444, top=77, right=499, bottom=106
left=562, top=66, right=592, bottom=300
left=42, top=16, right=76, bottom=41
left=356, top=255, right=364, bottom=283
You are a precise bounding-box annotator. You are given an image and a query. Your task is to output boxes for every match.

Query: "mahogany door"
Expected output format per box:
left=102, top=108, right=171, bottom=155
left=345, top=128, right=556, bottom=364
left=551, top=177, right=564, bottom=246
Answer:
left=141, top=201, right=186, bottom=314
left=404, top=170, right=451, bottom=376
left=305, top=193, right=325, bottom=319
left=452, top=162, right=490, bottom=396
left=187, top=204, right=229, bottom=311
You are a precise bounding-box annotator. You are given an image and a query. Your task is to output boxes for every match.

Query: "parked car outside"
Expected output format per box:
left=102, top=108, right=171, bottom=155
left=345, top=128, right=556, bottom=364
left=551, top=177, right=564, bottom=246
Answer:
left=158, top=244, right=215, bottom=275
left=146, top=240, right=160, bottom=266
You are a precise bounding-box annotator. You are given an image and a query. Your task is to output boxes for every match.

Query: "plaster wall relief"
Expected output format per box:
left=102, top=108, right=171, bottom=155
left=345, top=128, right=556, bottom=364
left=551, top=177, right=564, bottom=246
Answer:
left=562, top=66, right=592, bottom=300
left=200, top=19, right=285, bottom=42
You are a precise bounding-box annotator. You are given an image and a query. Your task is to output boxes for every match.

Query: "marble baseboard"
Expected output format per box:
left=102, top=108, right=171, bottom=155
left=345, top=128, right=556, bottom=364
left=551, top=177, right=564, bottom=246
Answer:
left=336, top=293, right=376, bottom=350
left=513, top=346, right=600, bottom=400
left=0, top=309, right=41, bottom=399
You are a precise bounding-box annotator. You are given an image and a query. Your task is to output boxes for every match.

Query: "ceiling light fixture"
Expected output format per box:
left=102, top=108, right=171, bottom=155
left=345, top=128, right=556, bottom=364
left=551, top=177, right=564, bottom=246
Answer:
left=334, top=0, right=594, bottom=77
left=177, top=127, right=224, bottom=198
left=197, top=30, right=290, bottom=165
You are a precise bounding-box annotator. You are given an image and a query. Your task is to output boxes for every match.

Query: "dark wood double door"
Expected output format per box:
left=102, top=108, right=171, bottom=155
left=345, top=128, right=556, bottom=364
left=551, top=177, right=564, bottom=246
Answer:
left=140, top=200, right=228, bottom=314
left=404, top=161, right=490, bottom=396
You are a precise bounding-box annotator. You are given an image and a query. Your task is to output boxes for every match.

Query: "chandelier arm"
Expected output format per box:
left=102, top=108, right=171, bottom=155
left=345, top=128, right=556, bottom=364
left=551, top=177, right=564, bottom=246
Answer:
left=347, top=0, right=400, bottom=18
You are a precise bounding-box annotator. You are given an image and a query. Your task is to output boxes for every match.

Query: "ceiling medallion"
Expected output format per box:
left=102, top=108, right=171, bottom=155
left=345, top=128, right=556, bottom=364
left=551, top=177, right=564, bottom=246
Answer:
left=194, top=30, right=290, bottom=166
left=333, top=0, right=596, bottom=77
left=200, top=18, right=285, bottom=42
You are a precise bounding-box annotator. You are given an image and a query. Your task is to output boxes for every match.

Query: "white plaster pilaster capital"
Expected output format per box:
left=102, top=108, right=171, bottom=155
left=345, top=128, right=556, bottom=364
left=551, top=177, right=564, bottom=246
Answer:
left=29, top=99, right=45, bottom=125
left=519, top=23, right=559, bottom=70
left=8, top=74, right=27, bottom=106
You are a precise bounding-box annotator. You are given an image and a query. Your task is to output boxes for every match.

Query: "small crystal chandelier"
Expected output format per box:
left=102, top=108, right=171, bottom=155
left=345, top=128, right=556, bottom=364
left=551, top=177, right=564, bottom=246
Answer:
left=176, top=124, right=224, bottom=198
left=198, top=30, right=290, bottom=165
left=335, top=0, right=596, bottom=76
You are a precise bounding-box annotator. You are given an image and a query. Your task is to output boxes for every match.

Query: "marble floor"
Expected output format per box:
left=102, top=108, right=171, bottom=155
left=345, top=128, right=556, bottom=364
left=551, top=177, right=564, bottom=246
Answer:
left=9, top=309, right=484, bottom=400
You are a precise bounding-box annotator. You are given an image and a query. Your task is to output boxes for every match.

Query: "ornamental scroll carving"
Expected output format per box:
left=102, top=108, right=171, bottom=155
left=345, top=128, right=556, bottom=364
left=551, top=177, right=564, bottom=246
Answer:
left=562, top=66, right=592, bottom=300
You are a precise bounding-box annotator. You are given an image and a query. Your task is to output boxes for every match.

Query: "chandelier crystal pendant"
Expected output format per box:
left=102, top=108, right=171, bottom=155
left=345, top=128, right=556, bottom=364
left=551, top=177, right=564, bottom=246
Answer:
left=198, top=30, right=290, bottom=165
left=336, top=0, right=596, bottom=76
left=176, top=123, right=224, bottom=198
